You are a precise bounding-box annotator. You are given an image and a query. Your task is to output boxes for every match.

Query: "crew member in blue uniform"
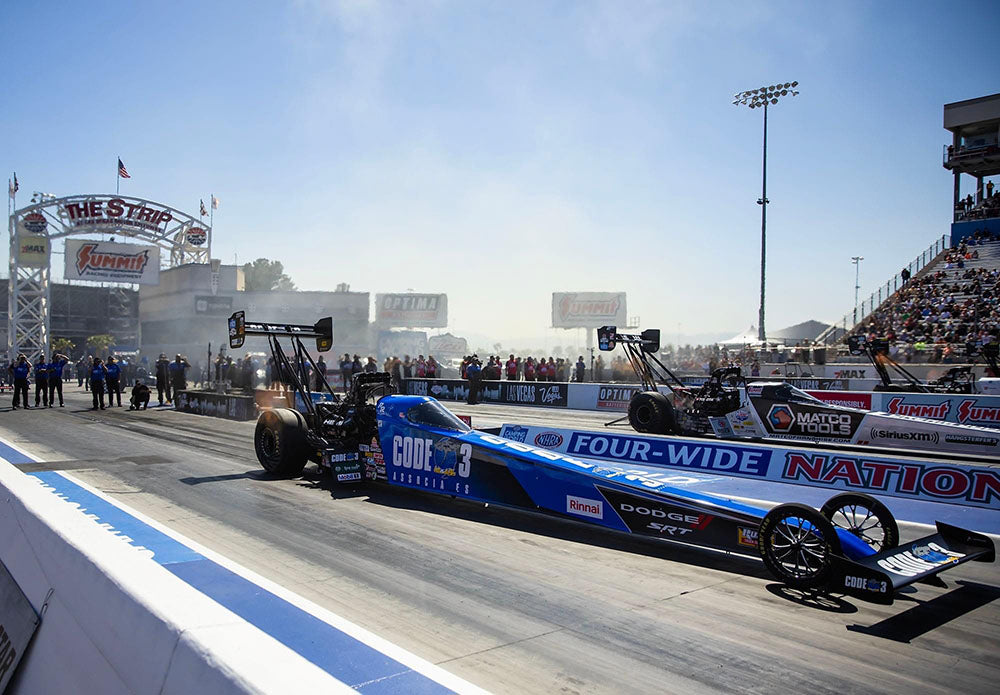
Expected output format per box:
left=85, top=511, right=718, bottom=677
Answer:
left=465, top=357, right=482, bottom=405
left=106, top=355, right=123, bottom=407
left=48, top=352, right=69, bottom=407
left=169, top=354, right=190, bottom=396
left=33, top=355, right=49, bottom=408
left=9, top=354, right=30, bottom=409
left=90, top=357, right=108, bottom=410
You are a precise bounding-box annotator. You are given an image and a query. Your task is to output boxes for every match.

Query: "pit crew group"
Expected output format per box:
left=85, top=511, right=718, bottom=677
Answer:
left=6, top=353, right=190, bottom=411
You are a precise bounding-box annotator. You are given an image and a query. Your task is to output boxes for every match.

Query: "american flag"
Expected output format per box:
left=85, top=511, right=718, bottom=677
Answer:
left=118, top=158, right=131, bottom=178
left=8, top=172, right=17, bottom=198
left=200, top=199, right=207, bottom=216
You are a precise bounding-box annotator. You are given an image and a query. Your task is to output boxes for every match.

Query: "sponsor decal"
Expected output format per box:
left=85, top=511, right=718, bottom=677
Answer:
left=782, top=452, right=1000, bottom=504
left=541, top=386, right=563, bottom=404
left=22, top=211, right=47, bottom=233
left=597, top=385, right=640, bottom=410
left=66, top=239, right=160, bottom=284
left=504, top=425, right=529, bottom=443
left=737, top=526, right=759, bottom=548
left=943, top=433, right=998, bottom=447
left=764, top=403, right=855, bottom=437
left=747, top=384, right=764, bottom=396
left=375, top=293, right=447, bottom=327
left=844, top=576, right=887, bottom=593
left=567, top=433, right=772, bottom=476
left=552, top=292, right=627, bottom=328
left=876, top=542, right=964, bottom=578
left=766, top=405, right=794, bottom=431
left=336, top=472, right=362, bottom=482
left=885, top=397, right=950, bottom=420
left=506, top=384, right=538, bottom=404
left=833, top=369, right=867, bottom=379
left=566, top=495, right=603, bottom=519
left=325, top=451, right=359, bottom=464
left=534, top=432, right=564, bottom=448
left=869, top=428, right=939, bottom=444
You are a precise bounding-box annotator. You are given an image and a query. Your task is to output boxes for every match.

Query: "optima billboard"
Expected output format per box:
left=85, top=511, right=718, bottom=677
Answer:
left=64, top=239, right=161, bottom=285
left=375, top=293, right=447, bottom=328
left=552, top=292, right=627, bottom=328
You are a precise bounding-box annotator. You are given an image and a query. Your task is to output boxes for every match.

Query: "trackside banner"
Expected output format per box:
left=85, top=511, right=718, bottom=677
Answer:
left=808, top=391, right=1000, bottom=430
left=498, top=424, right=1000, bottom=510
left=64, top=239, right=160, bottom=285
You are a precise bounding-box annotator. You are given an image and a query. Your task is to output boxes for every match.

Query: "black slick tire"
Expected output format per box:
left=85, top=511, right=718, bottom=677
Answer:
left=628, top=391, right=676, bottom=434
left=254, top=407, right=309, bottom=476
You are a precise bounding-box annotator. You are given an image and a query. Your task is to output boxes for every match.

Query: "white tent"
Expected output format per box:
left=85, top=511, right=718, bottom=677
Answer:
left=720, top=325, right=762, bottom=346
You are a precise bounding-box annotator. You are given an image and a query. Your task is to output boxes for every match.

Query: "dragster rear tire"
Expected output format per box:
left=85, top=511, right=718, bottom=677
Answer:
left=628, top=391, right=676, bottom=434
left=255, top=408, right=310, bottom=477
left=821, top=492, right=899, bottom=553
left=759, top=503, right=841, bottom=590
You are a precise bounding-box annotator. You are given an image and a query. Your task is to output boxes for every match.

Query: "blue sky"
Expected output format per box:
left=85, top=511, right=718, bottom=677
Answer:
left=3, top=1, right=999, bottom=345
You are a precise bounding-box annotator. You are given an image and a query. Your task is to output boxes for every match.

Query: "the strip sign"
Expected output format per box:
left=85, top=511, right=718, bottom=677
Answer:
left=499, top=424, right=1000, bottom=510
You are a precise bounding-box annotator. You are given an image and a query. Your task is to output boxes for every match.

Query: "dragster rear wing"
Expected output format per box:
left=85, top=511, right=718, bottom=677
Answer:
left=228, top=310, right=333, bottom=352
left=597, top=326, right=660, bottom=353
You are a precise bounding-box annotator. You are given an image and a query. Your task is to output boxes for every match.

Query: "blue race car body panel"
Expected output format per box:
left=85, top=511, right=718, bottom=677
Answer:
left=357, top=396, right=993, bottom=603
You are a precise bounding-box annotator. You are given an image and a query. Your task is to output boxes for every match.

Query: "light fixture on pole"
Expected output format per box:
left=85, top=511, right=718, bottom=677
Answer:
left=733, top=81, right=800, bottom=342
left=851, top=256, right=864, bottom=324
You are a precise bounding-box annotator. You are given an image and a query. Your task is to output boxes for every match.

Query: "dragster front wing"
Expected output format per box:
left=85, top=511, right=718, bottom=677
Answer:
left=829, top=522, right=995, bottom=604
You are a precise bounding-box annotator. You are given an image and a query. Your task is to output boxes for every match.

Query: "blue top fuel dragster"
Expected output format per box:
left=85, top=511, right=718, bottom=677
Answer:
left=229, top=312, right=995, bottom=605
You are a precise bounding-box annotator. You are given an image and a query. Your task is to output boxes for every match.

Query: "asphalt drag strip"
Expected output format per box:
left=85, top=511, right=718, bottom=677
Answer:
left=1, top=386, right=999, bottom=694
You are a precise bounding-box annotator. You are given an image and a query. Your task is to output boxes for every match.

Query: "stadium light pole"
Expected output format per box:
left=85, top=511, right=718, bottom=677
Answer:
left=852, top=256, right=864, bottom=324
left=733, top=81, right=799, bottom=342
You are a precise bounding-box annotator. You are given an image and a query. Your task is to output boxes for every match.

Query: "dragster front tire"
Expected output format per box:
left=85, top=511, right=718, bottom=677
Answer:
left=759, top=503, right=841, bottom=590
left=628, top=391, right=676, bottom=434
left=255, top=408, right=309, bottom=477
left=820, top=492, right=899, bottom=553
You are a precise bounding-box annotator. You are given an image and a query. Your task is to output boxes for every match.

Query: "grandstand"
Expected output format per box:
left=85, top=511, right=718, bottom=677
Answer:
left=822, top=93, right=1000, bottom=358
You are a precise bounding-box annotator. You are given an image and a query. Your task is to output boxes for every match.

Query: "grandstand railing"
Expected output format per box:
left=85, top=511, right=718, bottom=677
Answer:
left=816, top=233, right=951, bottom=344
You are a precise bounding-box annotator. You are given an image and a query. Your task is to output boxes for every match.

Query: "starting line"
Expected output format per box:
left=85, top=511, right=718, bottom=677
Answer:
left=0, top=436, right=486, bottom=695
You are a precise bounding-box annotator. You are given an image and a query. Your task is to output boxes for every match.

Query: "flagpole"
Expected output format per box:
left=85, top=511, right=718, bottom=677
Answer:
left=116, top=155, right=120, bottom=196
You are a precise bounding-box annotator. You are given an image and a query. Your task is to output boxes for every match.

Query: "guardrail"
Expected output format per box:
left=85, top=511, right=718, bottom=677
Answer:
left=816, top=233, right=951, bottom=344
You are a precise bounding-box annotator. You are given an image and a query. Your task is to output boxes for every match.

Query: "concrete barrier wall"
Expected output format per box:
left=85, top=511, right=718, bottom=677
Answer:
left=0, top=462, right=350, bottom=694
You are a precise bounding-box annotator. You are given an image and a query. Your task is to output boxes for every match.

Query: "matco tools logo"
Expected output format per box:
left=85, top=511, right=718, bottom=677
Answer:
left=767, top=405, right=794, bottom=431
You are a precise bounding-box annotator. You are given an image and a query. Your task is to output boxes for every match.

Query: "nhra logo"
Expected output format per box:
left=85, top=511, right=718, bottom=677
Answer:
left=767, top=405, right=794, bottom=431
left=534, top=432, right=564, bottom=448
left=23, top=211, right=47, bottom=233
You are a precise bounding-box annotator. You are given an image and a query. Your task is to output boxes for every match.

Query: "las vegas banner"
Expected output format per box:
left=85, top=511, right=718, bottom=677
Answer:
left=64, top=238, right=161, bottom=285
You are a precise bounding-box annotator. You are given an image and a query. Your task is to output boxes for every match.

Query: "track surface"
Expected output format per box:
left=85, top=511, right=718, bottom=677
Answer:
left=2, top=386, right=999, bottom=694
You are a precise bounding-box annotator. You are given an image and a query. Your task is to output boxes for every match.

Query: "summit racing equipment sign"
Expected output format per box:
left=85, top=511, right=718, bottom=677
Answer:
left=884, top=394, right=1000, bottom=429
left=375, top=293, right=447, bottom=328
left=552, top=292, right=627, bottom=328
left=64, top=239, right=160, bottom=285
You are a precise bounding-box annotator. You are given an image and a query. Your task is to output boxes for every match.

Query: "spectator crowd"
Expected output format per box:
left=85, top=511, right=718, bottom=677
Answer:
left=854, top=230, right=1000, bottom=360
